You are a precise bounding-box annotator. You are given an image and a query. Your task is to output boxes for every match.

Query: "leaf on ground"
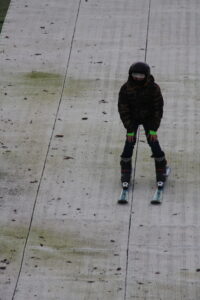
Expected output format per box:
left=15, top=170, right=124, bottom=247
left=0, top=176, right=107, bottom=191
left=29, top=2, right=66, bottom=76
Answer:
left=55, top=134, right=64, bottom=138
left=64, top=156, right=74, bottom=160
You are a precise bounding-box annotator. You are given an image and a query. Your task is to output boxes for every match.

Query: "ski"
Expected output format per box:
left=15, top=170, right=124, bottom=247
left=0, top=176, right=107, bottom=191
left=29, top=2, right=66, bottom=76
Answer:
left=118, top=182, right=129, bottom=204
left=151, top=166, right=171, bottom=205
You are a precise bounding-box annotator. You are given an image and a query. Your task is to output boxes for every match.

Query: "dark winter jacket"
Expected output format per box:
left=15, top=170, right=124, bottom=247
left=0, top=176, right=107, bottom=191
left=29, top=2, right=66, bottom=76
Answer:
left=118, top=75, right=164, bottom=132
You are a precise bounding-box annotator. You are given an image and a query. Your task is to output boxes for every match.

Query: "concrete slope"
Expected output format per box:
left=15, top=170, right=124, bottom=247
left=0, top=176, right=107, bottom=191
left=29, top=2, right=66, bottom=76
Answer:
left=126, top=1, right=200, bottom=300
left=0, top=0, right=200, bottom=300
left=0, top=0, right=84, bottom=298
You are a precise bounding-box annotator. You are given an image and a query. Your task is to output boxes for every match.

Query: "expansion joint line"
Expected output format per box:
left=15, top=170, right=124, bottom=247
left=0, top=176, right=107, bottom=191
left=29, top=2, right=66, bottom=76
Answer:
left=123, top=1, right=152, bottom=299
left=11, top=1, right=82, bottom=299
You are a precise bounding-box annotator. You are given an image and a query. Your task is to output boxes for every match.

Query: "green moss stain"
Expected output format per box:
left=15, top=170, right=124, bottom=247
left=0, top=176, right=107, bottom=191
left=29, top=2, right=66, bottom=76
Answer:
left=0, top=224, right=108, bottom=267
left=0, top=0, right=11, bottom=33
left=29, top=226, right=106, bottom=254
left=24, top=71, right=62, bottom=85
left=0, top=226, right=27, bottom=264
left=20, top=71, right=63, bottom=98
left=28, top=226, right=110, bottom=273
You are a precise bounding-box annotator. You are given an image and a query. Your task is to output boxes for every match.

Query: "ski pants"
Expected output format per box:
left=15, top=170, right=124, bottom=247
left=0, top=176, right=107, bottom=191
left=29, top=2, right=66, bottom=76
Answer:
left=121, top=123, right=165, bottom=159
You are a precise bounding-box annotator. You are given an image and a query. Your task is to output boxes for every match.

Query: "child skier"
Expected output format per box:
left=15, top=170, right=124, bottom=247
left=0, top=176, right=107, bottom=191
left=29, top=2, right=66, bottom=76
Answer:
left=118, top=61, right=167, bottom=185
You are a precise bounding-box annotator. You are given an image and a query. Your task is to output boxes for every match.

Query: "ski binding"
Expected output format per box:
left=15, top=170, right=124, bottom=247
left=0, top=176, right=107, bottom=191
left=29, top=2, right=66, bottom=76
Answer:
left=118, top=182, right=129, bottom=204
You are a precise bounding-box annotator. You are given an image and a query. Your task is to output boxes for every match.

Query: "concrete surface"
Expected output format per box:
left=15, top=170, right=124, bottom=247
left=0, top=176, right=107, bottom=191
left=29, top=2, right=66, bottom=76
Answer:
left=0, top=0, right=200, bottom=299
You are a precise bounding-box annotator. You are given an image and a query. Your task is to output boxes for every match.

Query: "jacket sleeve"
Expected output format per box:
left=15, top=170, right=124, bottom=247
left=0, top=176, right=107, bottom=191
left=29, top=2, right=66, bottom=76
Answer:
left=118, top=85, right=134, bottom=132
left=148, top=84, right=164, bottom=131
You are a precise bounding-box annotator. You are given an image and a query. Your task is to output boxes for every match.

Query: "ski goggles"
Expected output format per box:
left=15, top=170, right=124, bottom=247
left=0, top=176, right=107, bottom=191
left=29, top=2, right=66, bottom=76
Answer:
left=131, top=73, right=146, bottom=80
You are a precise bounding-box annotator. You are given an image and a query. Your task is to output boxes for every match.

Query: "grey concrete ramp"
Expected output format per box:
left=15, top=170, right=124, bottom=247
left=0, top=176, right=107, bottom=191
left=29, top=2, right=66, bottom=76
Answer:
left=0, top=0, right=200, bottom=299
left=126, top=1, right=200, bottom=299
left=0, top=0, right=83, bottom=298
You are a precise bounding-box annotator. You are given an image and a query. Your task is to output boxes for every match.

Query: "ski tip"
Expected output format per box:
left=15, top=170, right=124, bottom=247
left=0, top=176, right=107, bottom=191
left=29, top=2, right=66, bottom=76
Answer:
left=118, top=199, right=128, bottom=205
left=118, top=187, right=129, bottom=205
left=151, top=200, right=162, bottom=205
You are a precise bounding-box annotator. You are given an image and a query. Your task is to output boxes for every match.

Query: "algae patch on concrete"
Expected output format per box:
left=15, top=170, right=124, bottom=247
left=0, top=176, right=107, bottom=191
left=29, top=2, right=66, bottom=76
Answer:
left=0, top=226, right=27, bottom=264
left=26, top=226, right=111, bottom=268
left=24, top=71, right=62, bottom=84
left=21, top=71, right=63, bottom=96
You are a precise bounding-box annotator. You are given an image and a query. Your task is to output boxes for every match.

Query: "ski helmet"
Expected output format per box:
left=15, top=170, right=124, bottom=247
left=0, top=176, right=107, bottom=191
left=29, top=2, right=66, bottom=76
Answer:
left=129, top=62, right=150, bottom=78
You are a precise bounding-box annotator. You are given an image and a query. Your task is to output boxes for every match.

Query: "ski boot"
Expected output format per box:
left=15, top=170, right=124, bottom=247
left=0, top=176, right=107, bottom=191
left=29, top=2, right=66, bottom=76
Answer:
left=154, top=156, right=167, bottom=183
left=118, top=158, right=132, bottom=204
left=120, top=158, right=132, bottom=187
left=151, top=157, right=170, bottom=205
